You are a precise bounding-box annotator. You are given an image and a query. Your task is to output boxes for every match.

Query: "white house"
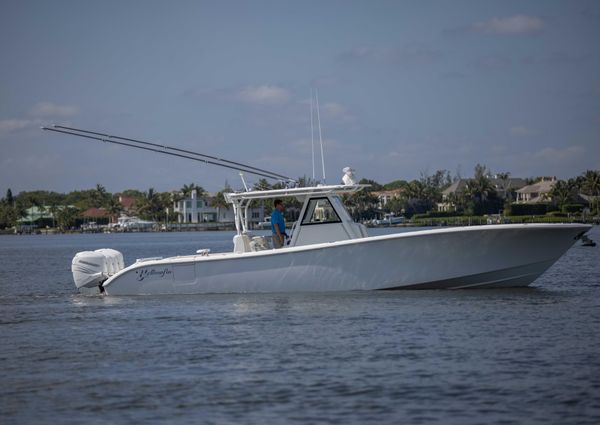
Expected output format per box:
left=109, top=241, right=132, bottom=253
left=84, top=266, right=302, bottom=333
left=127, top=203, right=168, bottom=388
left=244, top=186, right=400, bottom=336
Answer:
left=515, top=177, right=557, bottom=204
left=372, top=189, right=404, bottom=209
left=173, top=189, right=265, bottom=226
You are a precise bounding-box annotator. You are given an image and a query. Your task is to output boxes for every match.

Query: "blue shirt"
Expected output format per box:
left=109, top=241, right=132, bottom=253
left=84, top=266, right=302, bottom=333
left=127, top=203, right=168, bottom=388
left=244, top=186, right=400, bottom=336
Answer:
left=271, top=209, right=285, bottom=235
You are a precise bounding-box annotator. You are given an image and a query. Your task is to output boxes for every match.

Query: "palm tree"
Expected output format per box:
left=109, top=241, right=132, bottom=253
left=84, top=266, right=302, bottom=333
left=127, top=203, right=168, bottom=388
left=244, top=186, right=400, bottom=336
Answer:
left=550, top=180, right=575, bottom=211
left=211, top=191, right=229, bottom=221
left=495, top=172, right=513, bottom=201
left=48, top=202, right=60, bottom=228
left=582, top=170, right=600, bottom=196
left=169, top=191, right=184, bottom=222
left=582, top=170, right=600, bottom=214
left=105, top=196, right=122, bottom=224
left=56, top=206, right=80, bottom=231
left=137, top=188, right=170, bottom=222
left=92, top=184, right=108, bottom=207
left=466, top=164, right=495, bottom=203
left=181, top=183, right=206, bottom=197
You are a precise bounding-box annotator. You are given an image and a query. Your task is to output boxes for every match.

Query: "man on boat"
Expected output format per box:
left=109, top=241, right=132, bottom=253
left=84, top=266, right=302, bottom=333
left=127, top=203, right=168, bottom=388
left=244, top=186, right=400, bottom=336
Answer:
left=271, top=199, right=287, bottom=248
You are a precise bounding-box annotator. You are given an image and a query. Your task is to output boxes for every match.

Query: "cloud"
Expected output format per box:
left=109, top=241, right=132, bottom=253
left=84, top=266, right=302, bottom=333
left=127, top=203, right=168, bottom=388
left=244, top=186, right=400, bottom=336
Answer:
left=471, top=15, right=544, bottom=35
left=0, top=119, right=38, bottom=133
left=447, top=15, right=544, bottom=36
left=235, top=85, right=290, bottom=105
left=533, top=146, right=585, bottom=162
left=510, top=126, right=538, bottom=136
left=337, top=44, right=441, bottom=66
left=0, top=101, right=79, bottom=136
left=30, top=101, right=79, bottom=118
left=321, top=102, right=354, bottom=122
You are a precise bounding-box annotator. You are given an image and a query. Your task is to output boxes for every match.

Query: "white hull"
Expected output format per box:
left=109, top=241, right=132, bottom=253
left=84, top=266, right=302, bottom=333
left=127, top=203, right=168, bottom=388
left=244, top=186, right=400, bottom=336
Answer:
left=101, top=224, right=590, bottom=295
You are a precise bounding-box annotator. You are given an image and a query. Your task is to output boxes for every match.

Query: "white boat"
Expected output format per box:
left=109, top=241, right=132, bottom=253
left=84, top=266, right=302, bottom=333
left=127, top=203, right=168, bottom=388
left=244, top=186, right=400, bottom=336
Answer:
left=111, top=215, right=156, bottom=231
left=42, top=124, right=590, bottom=295
left=375, top=213, right=405, bottom=226
left=72, top=178, right=591, bottom=295
left=256, top=216, right=271, bottom=229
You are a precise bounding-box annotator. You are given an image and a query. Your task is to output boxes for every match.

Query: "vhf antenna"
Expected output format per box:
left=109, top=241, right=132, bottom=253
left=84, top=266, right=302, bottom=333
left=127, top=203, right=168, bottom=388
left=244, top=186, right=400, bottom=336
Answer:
left=310, top=88, right=315, bottom=182
left=315, top=89, right=326, bottom=183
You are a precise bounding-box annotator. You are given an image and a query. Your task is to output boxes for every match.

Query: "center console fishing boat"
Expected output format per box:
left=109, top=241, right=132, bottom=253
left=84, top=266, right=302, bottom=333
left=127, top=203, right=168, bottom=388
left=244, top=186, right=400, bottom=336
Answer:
left=43, top=125, right=591, bottom=295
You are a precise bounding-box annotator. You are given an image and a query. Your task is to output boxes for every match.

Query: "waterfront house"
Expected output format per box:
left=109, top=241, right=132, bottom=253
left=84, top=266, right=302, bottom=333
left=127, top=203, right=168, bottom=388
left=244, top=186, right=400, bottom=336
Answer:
left=491, top=176, right=527, bottom=201
left=515, top=177, right=557, bottom=204
left=18, top=206, right=55, bottom=224
left=372, top=188, right=404, bottom=209
left=117, top=195, right=136, bottom=212
left=80, top=207, right=110, bottom=229
left=438, top=176, right=527, bottom=211
left=437, top=180, right=469, bottom=212
left=173, top=189, right=265, bottom=226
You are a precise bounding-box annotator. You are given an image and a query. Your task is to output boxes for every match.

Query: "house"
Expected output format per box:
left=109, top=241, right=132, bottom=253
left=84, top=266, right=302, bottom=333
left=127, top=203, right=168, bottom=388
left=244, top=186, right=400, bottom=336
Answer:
left=18, top=206, right=54, bottom=223
left=490, top=176, right=527, bottom=200
left=17, top=206, right=56, bottom=225
left=515, top=177, right=557, bottom=204
left=118, top=195, right=136, bottom=212
left=173, top=189, right=264, bottom=226
left=372, top=188, right=404, bottom=209
left=82, top=207, right=109, bottom=219
left=438, top=180, right=464, bottom=212
left=437, top=176, right=527, bottom=211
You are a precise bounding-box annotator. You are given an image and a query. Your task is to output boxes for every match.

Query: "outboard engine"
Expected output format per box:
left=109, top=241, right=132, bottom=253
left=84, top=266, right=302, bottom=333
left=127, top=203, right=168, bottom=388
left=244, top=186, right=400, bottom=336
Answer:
left=71, top=249, right=124, bottom=291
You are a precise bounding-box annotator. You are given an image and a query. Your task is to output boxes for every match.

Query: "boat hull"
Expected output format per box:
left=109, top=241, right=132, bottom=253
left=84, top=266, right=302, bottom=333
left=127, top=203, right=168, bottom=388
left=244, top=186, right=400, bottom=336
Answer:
left=101, top=224, right=590, bottom=295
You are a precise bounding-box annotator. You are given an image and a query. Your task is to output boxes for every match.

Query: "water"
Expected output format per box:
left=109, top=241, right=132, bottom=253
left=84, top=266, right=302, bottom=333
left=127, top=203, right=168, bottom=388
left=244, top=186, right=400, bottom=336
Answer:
left=1, top=227, right=599, bottom=424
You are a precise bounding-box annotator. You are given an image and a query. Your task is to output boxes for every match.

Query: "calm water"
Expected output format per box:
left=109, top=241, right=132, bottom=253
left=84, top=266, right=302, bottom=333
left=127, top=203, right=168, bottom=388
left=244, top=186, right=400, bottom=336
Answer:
left=1, top=227, right=599, bottom=425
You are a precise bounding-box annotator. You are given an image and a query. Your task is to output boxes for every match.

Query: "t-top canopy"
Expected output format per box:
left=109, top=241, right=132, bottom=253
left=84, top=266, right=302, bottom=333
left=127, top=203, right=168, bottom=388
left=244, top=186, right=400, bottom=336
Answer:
left=224, top=184, right=369, bottom=203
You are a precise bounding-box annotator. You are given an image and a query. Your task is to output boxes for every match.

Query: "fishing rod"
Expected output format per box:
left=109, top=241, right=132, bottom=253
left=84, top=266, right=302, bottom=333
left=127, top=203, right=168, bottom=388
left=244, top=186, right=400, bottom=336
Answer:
left=53, top=124, right=292, bottom=181
left=42, top=125, right=295, bottom=183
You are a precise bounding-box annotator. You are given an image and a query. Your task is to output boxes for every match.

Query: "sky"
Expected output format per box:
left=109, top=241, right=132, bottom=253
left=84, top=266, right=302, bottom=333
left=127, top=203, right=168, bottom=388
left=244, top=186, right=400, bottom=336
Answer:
left=1, top=0, right=599, bottom=195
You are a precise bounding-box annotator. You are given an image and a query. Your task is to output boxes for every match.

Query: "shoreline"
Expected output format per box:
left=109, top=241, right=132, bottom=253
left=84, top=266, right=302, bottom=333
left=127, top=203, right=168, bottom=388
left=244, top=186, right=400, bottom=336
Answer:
left=2, top=221, right=598, bottom=236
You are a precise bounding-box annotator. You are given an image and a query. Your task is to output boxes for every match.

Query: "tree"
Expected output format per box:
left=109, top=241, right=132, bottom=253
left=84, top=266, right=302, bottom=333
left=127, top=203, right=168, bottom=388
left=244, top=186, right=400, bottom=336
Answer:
left=358, top=178, right=383, bottom=191
left=0, top=201, right=19, bottom=229
left=462, top=164, right=502, bottom=215
left=180, top=184, right=195, bottom=197
left=48, top=202, right=60, bottom=228
left=581, top=170, right=600, bottom=214
left=56, top=206, right=80, bottom=231
left=550, top=180, right=576, bottom=211
left=136, top=188, right=166, bottom=221
left=383, top=180, right=408, bottom=191
left=581, top=170, right=600, bottom=196
left=105, top=196, right=122, bottom=224
left=343, top=184, right=380, bottom=221
left=5, top=189, right=14, bottom=205
left=181, top=183, right=205, bottom=198
left=211, top=191, right=229, bottom=221
left=496, top=172, right=514, bottom=201
left=253, top=179, right=271, bottom=191
left=91, top=184, right=110, bottom=207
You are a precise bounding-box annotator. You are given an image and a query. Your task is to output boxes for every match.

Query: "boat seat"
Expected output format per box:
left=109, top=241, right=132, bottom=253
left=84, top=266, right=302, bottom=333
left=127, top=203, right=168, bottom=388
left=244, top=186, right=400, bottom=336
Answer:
left=250, top=236, right=269, bottom=251
left=233, top=233, right=253, bottom=253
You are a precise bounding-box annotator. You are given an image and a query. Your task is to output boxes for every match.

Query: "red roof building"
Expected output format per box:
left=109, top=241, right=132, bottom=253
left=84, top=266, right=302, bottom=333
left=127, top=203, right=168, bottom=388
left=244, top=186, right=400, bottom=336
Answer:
left=118, top=196, right=136, bottom=211
left=82, top=207, right=109, bottom=218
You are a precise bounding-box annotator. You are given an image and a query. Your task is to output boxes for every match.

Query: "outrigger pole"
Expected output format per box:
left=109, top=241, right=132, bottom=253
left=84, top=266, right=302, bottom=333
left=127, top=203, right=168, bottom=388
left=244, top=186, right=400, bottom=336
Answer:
left=42, top=125, right=295, bottom=183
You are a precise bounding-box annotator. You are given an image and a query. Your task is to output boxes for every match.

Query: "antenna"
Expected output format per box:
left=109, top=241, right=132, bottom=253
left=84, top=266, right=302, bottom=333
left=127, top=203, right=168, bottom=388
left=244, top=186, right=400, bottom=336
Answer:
left=310, top=88, right=315, bottom=182
left=239, top=172, right=249, bottom=192
left=315, top=89, right=326, bottom=183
